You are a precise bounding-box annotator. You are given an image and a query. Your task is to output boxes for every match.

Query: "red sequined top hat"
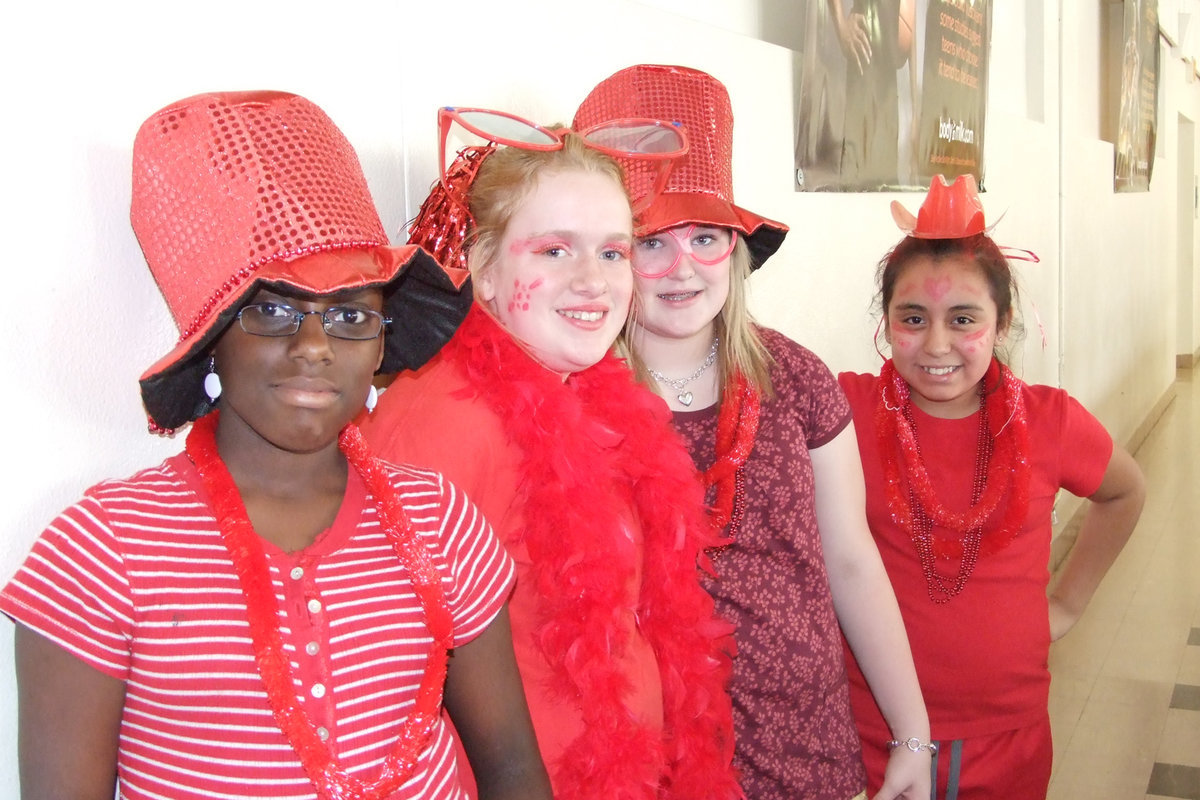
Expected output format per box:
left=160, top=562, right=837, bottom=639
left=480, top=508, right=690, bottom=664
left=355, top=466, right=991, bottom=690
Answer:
left=574, top=64, right=788, bottom=270
left=891, top=174, right=987, bottom=239
left=132, top=91, right=471, bottom=432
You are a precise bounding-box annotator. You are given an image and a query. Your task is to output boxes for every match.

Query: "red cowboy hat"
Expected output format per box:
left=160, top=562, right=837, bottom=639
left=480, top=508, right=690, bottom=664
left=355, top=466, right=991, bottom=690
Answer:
left=890, top=174, right=987, bottom=239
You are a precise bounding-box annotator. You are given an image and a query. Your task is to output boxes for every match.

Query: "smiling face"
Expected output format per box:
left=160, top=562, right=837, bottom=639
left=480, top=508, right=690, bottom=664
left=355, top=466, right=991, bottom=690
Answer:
left=212, top=285, right=385, bottom=456
left=630, top=225, right=733, bottom=348
left=885, top=253, right=1010, bottom=418
left=475, top=168, right=634, bottom=373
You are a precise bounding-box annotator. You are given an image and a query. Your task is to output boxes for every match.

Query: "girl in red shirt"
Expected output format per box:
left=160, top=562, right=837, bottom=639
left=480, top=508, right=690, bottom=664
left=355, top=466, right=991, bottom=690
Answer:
left=839, top=174, right=1145, bottom=800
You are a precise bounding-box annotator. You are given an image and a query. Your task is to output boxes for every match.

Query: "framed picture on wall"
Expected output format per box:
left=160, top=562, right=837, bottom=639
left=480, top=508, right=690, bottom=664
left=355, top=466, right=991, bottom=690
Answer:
left=1114, top=0, right=1159, bottom=192
left=792, top=0, right=991, bottom=192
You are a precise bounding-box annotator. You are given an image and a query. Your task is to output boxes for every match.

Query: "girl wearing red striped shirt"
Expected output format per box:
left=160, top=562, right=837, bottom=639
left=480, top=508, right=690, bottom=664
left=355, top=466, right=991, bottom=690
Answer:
left=1, top=91, right=551, bottom=800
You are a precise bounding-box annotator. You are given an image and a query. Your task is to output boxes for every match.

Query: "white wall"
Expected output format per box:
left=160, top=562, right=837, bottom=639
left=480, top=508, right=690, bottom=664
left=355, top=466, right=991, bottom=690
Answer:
left=1, top=0, right=1196, bottom=794
left=1179, top=115, right=1197, bottom=360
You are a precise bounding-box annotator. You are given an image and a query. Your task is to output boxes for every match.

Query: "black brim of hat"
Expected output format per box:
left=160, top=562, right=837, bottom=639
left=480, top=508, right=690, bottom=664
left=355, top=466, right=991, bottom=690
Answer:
left=138, top=245, right=470, bottom=432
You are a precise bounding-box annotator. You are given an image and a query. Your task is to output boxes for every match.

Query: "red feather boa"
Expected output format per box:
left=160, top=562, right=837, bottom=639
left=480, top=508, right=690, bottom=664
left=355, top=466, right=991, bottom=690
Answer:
left=445, top=306, right=740, bottom=800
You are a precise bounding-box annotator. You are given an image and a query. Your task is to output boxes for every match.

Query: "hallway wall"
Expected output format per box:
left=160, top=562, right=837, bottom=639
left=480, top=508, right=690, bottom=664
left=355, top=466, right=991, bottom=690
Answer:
left=1, top=0, right=1198, bottom=794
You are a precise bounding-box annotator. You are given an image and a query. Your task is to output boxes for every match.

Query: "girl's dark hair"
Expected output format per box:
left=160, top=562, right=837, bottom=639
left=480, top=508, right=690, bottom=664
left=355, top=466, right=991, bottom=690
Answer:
left=877, top=234, right=1020, bottom=338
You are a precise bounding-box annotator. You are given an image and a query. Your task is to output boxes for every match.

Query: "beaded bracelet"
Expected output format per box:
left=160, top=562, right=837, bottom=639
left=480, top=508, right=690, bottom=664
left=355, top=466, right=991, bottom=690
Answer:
left=887, top=737, right=938, bottom=755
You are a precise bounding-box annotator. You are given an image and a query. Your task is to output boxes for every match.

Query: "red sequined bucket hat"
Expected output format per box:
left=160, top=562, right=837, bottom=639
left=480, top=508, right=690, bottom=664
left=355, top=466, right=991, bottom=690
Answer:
left=132, top=91, right=471, bottom=431
left=574, top=64, right=788, bottom=270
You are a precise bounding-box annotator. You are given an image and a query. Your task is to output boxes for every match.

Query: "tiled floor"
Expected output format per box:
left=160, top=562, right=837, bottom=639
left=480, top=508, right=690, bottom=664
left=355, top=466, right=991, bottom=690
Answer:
left=1047, top=370, right=1200, bottom=800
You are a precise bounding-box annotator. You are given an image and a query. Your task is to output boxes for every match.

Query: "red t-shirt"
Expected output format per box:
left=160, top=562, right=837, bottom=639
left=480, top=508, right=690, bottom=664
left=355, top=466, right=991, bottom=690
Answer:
left=838, top=371, right=1112, bottom=740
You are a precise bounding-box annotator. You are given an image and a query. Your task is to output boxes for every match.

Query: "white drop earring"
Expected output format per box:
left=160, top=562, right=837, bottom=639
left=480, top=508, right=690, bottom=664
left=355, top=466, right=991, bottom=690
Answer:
left=365, top=384, right=378, bottom=413
left=204, top=357, right=222, bottom=402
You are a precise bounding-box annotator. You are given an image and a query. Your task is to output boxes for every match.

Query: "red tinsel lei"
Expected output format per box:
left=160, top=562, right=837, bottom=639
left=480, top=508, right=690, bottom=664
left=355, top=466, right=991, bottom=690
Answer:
left=444, top=306, right=740, bottom=800
left=702, top=371, right=760, bottom=537
left=186, top=412, right=453, bottom=800
left=875, top=358, right=1031, bottom=564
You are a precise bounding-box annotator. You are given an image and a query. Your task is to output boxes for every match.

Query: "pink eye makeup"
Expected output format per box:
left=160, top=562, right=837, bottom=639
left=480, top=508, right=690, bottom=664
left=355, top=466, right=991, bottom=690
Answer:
left=509, top=235, right=569, bottom=256
left=508, top=234, right=631, bottom=262
left=605, top=241, right=632, bottom=260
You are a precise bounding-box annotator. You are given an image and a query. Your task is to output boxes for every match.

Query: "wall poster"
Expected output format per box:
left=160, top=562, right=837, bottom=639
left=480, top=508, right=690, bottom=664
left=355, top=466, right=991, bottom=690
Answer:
left=1115, top=0, right=1159, bottom=192
left=794, top=0, right=991, bottom=193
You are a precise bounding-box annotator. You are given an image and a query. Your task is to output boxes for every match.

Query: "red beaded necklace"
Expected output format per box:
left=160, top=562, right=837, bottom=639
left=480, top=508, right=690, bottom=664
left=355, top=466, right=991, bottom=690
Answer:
left=875, top=359, right=1031, bottom=603
left=186, top=412, right=454, bottom=800
left=702, top=371, right=760, bottom=537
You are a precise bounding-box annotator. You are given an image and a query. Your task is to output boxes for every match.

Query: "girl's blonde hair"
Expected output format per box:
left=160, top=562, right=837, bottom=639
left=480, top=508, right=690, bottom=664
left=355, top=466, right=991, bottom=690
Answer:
left=622, top=236, right=775, bottom=399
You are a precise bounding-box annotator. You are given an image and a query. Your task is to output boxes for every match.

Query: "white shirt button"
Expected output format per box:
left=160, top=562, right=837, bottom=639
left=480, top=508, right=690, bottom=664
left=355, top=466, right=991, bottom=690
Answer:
left=311, top=683, right=326, bottom=699
left=307, top=598, right=322, bottom=614
left=305, top=641, right=320, bottom=656
left=317, top=726, right=330, bottom=741
left=290, top=566, right=304, bottom=580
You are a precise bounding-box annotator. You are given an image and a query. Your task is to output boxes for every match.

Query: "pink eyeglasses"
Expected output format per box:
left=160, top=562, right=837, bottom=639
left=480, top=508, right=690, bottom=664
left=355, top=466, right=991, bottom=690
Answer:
left=632, top=225, right=739, bottom=278
left=438, top=106, right=688, bottom=214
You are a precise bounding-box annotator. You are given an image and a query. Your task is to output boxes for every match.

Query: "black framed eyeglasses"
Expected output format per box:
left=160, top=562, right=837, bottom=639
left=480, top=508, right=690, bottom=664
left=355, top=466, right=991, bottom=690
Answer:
left=236, top=302, right=390, bottom=340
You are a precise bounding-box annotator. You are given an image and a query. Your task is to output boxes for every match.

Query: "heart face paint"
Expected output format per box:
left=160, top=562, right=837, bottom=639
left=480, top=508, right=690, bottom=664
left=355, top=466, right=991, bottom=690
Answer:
left=885, top=253, right=1006, bottom=418
left=476, top=169, right=634, bottom=373
left=924, top=275, right=952, bottom=301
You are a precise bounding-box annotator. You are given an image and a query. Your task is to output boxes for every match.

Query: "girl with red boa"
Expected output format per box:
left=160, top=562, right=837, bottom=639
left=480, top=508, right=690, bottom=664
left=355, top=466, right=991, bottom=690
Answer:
left=362, top=121, right=738, bottom=799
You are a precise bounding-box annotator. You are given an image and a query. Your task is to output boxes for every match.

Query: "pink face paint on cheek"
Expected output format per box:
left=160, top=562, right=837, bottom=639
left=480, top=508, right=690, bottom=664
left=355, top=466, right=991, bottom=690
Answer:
left=964, top=328, right=990, bottom=343
left=960, top=329, right=992, bottom=355
left=507, top=280, right=536, bottom=314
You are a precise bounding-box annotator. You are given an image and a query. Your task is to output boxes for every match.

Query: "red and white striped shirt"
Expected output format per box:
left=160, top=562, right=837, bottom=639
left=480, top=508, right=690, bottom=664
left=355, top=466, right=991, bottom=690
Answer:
left=1, top=452, right=514, bottom=800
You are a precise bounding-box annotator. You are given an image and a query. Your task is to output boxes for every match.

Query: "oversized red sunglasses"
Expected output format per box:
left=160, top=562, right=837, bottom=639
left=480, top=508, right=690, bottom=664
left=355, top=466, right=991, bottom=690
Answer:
left=438, top=106, right=688, bottom=214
